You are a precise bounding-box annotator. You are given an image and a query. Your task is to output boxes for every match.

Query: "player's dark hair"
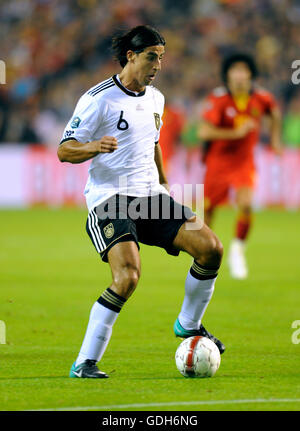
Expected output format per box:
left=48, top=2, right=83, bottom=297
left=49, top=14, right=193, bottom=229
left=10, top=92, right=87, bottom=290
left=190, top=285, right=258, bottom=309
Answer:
left=112, top=25, right=165, bottom=68
left=221, top=53, right=258, bottom=83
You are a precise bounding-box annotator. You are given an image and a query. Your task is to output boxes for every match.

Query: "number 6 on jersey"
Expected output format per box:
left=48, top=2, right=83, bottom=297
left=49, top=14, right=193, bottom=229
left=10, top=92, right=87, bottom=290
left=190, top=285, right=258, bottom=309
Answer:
left=117, top=111, right=129, bottom=131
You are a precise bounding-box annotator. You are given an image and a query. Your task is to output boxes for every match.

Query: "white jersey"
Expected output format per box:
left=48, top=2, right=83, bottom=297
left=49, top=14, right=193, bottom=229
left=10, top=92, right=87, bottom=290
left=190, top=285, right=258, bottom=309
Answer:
left=61, top=74, right=168, bottom=211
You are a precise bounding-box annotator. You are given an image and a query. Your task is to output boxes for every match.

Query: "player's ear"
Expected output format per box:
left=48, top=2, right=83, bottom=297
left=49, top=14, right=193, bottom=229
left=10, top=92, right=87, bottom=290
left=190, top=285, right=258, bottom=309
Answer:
left=126, top=50, right=136, bottom=63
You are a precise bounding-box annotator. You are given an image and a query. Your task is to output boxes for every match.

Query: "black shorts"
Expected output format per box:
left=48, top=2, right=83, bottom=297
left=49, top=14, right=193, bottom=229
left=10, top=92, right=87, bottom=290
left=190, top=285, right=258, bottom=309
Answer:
left=86, top=193, right=195, bottom=262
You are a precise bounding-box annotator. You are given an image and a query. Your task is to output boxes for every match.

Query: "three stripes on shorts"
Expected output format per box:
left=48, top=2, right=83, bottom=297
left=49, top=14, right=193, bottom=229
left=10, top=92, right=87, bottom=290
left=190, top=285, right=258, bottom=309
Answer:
left=86, top=209, right=106, bottom=253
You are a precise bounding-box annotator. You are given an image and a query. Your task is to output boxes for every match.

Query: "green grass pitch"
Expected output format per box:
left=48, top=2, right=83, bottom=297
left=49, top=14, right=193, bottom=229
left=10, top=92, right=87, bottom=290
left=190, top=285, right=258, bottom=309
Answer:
left=0, top=207, right=299, bottom=411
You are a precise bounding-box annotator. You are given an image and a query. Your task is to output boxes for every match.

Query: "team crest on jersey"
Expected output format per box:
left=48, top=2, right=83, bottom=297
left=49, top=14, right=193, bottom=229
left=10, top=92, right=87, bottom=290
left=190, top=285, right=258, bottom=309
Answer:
left=70, top=116, right=81, bottom=128
left=103, top=223, right=114, bottom=239
left=154, top=113, right=160, bottom=130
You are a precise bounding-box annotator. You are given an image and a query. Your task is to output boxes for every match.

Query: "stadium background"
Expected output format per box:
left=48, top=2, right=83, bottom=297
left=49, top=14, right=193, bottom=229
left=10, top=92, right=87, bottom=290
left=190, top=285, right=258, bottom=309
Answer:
left=1, top=0, right=300, bottom=208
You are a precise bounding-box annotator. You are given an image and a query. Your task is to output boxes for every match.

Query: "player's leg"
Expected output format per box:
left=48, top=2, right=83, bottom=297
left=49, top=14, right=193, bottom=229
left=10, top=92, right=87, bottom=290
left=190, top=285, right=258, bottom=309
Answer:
left=134, top=194, right=225, bottom=353
left=70, top=195, right=141, bottom=378
left=228, top=186, right=253, bottom=279
left=107, top=241, right=141, bottom=299
left=203, top=168, right=229, bottom=227
left=235, top=186, right=253, bottom=240
left=70, top=241, right=140, bottom=378
left=172, top=216, right=225, bottom=353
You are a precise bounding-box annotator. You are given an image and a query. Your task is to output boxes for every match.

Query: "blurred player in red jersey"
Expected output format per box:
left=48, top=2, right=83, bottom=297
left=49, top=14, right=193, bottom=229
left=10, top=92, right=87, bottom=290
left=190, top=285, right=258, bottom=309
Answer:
left=199, top=53, right=282, bottom=279
left=159, top=103, right=185, bottom=173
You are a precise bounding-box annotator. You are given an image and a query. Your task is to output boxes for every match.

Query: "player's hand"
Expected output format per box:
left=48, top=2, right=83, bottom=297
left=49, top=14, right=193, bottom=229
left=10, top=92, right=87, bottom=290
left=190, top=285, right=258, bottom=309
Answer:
left=234, top=119, right=257, bottom=139
left=94, top=136, right=118, bottom=153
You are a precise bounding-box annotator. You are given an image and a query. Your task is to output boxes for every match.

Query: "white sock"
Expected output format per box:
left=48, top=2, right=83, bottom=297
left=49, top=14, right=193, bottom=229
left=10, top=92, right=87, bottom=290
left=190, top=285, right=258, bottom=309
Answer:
left=178, top=271, right=217, bottom=330
left=75, top=302, right=118, bottom=366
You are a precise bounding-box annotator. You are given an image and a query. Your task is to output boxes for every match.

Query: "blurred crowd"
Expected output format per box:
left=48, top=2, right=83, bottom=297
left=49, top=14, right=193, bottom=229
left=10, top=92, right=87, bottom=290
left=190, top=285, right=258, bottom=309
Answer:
left=1, top=0, right=300, bottom=152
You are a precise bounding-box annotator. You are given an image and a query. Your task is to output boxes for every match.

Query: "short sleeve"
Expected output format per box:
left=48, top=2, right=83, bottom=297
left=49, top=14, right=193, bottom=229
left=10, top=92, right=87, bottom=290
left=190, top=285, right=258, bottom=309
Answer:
left=60, top=94, right=101, bottom=145
left=260, top=90, right=278, bottom=114
left=155, top=117, right=163, bottom=144
left=154, top=92, right=165, bottom=144
left=201, top=95, right=222, bottom=126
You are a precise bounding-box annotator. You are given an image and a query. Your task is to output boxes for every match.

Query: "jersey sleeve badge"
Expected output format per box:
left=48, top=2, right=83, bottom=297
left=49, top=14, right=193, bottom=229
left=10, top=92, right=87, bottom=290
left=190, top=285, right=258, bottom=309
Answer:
left=71, top=116, right=82, bottom=128
left=154, top=113, right=160, bottom=130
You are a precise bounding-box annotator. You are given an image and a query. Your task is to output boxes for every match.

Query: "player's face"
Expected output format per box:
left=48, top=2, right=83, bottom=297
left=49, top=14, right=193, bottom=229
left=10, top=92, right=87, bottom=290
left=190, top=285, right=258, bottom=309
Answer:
left=227, top=62, right=252, bottom=91
left=133, top=45, right=165, bottom=87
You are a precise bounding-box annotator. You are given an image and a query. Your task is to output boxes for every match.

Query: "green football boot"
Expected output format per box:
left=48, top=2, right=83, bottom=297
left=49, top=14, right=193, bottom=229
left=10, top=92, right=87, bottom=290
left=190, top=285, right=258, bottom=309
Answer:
left=69, top=359, right=108, bottom=378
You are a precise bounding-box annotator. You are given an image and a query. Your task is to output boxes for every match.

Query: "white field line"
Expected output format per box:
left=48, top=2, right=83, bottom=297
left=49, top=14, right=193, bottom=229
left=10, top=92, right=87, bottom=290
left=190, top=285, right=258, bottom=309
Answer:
left=27, top=398, right=300, bottom=411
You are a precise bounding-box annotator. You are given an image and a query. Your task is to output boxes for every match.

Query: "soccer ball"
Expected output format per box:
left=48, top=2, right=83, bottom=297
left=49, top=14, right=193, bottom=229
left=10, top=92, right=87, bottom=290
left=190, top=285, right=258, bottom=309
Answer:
left=175, top=336, right=221, bottom=378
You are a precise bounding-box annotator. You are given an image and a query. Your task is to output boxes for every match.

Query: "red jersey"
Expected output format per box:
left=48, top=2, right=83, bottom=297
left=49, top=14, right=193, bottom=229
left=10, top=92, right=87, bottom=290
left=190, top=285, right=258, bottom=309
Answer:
left=159, top=104, right=185, bottom=167
left=201, top=86, right=277, bottom=171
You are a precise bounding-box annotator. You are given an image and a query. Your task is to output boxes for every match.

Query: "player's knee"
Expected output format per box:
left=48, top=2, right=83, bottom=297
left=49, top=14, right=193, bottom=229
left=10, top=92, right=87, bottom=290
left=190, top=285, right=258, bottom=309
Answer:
left=238, top=202, right=252, bottom=215
left=113, top=264, right=140, bottom=298
left=197, top=234, right=223, bottom=268
left=237, top=197, right=252, bottom=215
left=209, top=236, right=223, bottom=266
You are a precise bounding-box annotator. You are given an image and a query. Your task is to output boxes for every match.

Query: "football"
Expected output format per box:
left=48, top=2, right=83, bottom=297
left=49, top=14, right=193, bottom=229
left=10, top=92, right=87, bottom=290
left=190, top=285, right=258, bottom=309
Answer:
left=175, top=336, right=221, bottom=378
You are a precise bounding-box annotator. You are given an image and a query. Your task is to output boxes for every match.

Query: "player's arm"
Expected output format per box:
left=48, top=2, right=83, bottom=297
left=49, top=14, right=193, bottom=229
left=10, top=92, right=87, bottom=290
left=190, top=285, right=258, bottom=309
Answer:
left=154, top=143, right=169, bottom=191
left=58, top=93, right=118, bottom=164
left=198, top=119, right=256, bottom=141
left=57, top=137, right=118, bottom=164
left=268, top=106, right=283, bottom=155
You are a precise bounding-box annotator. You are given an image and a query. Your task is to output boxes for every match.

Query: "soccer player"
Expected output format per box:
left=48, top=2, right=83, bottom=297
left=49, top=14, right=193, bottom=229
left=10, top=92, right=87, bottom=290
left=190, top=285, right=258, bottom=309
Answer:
left=199, top=53, right=282, bottom=279
left=58, top=26, right=225, bottom=379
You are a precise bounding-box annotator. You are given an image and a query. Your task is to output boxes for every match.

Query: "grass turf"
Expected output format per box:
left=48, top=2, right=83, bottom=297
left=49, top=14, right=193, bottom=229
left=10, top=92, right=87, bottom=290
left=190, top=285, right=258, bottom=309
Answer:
left=0, top=207, right=299, bottom=411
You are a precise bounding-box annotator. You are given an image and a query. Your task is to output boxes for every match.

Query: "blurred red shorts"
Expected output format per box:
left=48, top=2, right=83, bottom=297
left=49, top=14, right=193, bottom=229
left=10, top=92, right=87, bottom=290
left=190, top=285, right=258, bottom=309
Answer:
left=204, top=164, right=256, bottom=209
